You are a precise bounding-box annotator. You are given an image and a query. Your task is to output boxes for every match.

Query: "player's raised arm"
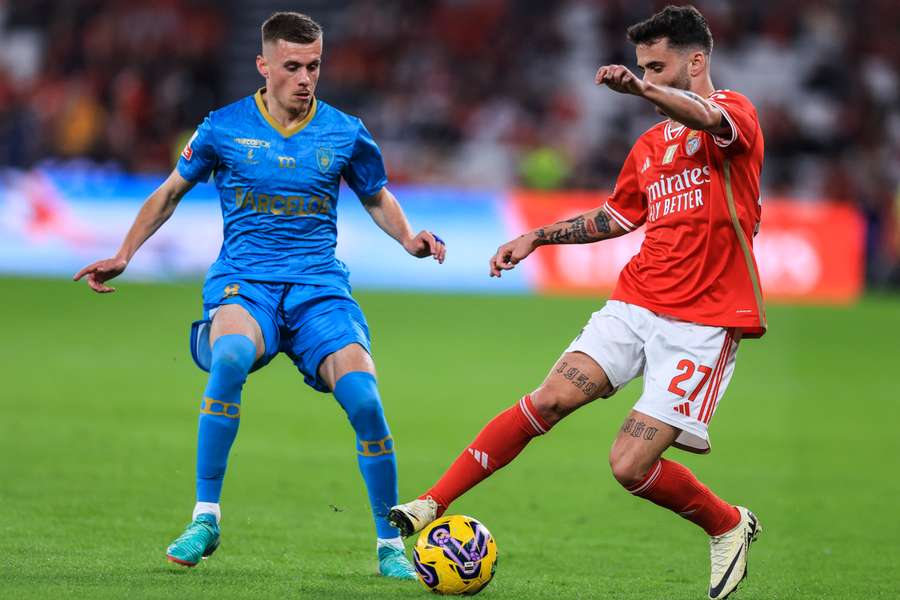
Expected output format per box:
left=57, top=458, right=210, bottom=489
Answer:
left=360, top=186, right=446, bottom=263
left=595, top=64, right=728, bottom=138
left=641, top=83, right=728, bottom=138
left=489, top=206, right=627, bottom=278
left=594, top=16, right=735, bottom=140
left=73, top=169, right=196, bottom=293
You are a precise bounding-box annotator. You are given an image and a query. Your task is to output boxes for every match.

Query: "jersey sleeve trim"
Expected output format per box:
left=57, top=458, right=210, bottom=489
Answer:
left=357, top=182, right=387, bottom=200
left=603, top=201, right=638, bottom=232
left=177, top=164, right=204, bottom=184
left=706, top=98, right=738, bottom=148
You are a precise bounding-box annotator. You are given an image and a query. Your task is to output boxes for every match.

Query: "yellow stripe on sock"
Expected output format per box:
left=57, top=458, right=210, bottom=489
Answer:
left=358, top=435, right=394, bottom=457
left=200, top=397, right=241, bottom=419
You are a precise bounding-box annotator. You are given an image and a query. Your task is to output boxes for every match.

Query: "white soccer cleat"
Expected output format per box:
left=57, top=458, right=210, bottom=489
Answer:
left=388, top=497, right=439, bottom=537
left=708, top=506, right=762, bottom=599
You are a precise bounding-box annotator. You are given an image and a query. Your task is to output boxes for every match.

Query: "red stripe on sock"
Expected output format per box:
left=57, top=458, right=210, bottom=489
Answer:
left=625, top=460, right=662, bottom=495
left=423, top=396, right=549, bottom=514
left=626, top=458, right=740, bottom=536
left=519, top=394, right=549, bottom=435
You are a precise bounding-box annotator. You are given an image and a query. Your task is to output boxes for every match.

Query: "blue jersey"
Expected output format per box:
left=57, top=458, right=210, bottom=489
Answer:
left=177, top=89, right=388, bottom=285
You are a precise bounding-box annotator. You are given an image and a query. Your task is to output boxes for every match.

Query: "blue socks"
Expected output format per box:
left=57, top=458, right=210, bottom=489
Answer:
left=196, top=334, right=256, bottom=505
left=333, top=371, right=400, bottom=540
left=193, top=346, right=398, bottom=542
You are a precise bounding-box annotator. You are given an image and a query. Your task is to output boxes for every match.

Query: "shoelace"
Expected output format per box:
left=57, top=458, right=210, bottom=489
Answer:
left=406, top=499, right=429, bottom=522
left=709, top=529, right=741, bottom=570
left=421, top=496, right=438, bottom=515
left=380, top=548, right=415, bottom=573
left=172, top=522, right=213, bottom=547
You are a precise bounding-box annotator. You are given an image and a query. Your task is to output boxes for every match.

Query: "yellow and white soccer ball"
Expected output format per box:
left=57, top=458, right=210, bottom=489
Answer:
left=413, top=514, right=498, bottom=596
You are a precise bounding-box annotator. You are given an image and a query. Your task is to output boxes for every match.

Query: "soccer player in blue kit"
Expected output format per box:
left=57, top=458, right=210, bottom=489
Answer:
left=73, top=12, right=446, bottom=579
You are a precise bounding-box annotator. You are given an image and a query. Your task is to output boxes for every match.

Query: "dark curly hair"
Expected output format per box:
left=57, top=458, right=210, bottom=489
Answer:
left=626, top=5, right=713, bottom=54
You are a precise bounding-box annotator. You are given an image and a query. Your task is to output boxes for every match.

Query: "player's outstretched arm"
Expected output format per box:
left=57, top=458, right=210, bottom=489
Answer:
left=489, top=206, right=626, bottom=277
left=594, top=64, right=730, bottom=137
left=73, top=170, right=196, bottom=293
left=360, top=186, right=446, bottom=263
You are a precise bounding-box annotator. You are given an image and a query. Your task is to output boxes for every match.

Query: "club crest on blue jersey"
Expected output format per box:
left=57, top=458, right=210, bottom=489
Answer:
left=316, top=146, right=335, bottom=173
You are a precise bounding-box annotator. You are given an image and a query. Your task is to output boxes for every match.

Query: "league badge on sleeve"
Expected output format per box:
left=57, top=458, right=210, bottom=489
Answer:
left=181, top=130, right=198, bottom=161
left=316, top=146, right=334, bottom=173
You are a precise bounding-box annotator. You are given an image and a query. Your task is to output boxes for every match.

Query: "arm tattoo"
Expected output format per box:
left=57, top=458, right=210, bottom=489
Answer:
left=591, top=210, right=611, bottom=235
left=673, top=88, right=728, bottom=133
left=537, top=208, right=614, bottom=246
left=566, top=215, right=590, bottom=243
left=679, top=89, right=705, bottom=103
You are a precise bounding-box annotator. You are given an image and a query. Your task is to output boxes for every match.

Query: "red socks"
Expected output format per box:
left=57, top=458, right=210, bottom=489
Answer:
left=423, top=395, right=549, bottom=513
left=626, top=458, right=740, bottom=536
left=419, top=396, right=737, bottom=538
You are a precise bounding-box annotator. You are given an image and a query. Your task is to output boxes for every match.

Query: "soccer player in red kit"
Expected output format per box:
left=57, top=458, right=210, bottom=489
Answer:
left=391, top=6, right=764, bottom=599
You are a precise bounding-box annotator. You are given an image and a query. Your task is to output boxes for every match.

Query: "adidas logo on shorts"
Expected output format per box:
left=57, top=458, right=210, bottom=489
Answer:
left=674, top=402, right=691, bottom=417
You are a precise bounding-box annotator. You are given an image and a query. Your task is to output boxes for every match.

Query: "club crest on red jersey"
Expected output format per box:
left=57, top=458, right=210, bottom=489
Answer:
left=685, top=131, right=702, bottom=156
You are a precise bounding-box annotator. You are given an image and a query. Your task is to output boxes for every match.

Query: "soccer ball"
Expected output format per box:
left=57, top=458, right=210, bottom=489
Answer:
left=413, top=514, right=498, bottom=595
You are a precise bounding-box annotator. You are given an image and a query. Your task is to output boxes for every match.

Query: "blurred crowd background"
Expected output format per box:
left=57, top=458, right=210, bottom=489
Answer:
left=0, top=0, right=898, bottom=286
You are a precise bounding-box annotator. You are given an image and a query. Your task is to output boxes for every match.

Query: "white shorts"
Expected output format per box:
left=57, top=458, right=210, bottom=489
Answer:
left=565, top=300, right=741, bottom=453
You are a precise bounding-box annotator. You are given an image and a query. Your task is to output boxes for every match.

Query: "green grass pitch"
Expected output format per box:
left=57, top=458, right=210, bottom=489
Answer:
left=0, top=277, right=897, bottom=599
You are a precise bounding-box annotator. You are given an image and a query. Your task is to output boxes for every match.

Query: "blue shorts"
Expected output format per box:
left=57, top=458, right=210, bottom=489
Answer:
left=190, top=274, right=371, bottom=392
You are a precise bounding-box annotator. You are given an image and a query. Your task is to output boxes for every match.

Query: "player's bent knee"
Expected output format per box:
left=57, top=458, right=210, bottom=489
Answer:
left=609, top=452, right=652, bottom=488
left=213, top=345, right=252, bottom=371
left=346, top=395, right=385, bottom=430
left=333, top=372, right=390, bottom=440
left=210, top=335, right=256, bottom=379
left=530, top=387, right=573, bottom=427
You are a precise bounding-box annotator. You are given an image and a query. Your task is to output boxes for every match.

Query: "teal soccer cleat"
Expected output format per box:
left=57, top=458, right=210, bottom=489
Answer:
left=166, top=513, right=220, bottom=567
left=378, top=545, right=417, bottom=580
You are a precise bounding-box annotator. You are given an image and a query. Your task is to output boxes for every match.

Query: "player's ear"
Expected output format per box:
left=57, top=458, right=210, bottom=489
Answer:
left=256, top=54, right=268, bottom=79
left=689, top=51, right=706, bottom=77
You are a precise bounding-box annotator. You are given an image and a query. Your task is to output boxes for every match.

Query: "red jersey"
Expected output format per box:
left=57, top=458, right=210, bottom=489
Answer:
left=604, top=90, right=766, bottom=336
